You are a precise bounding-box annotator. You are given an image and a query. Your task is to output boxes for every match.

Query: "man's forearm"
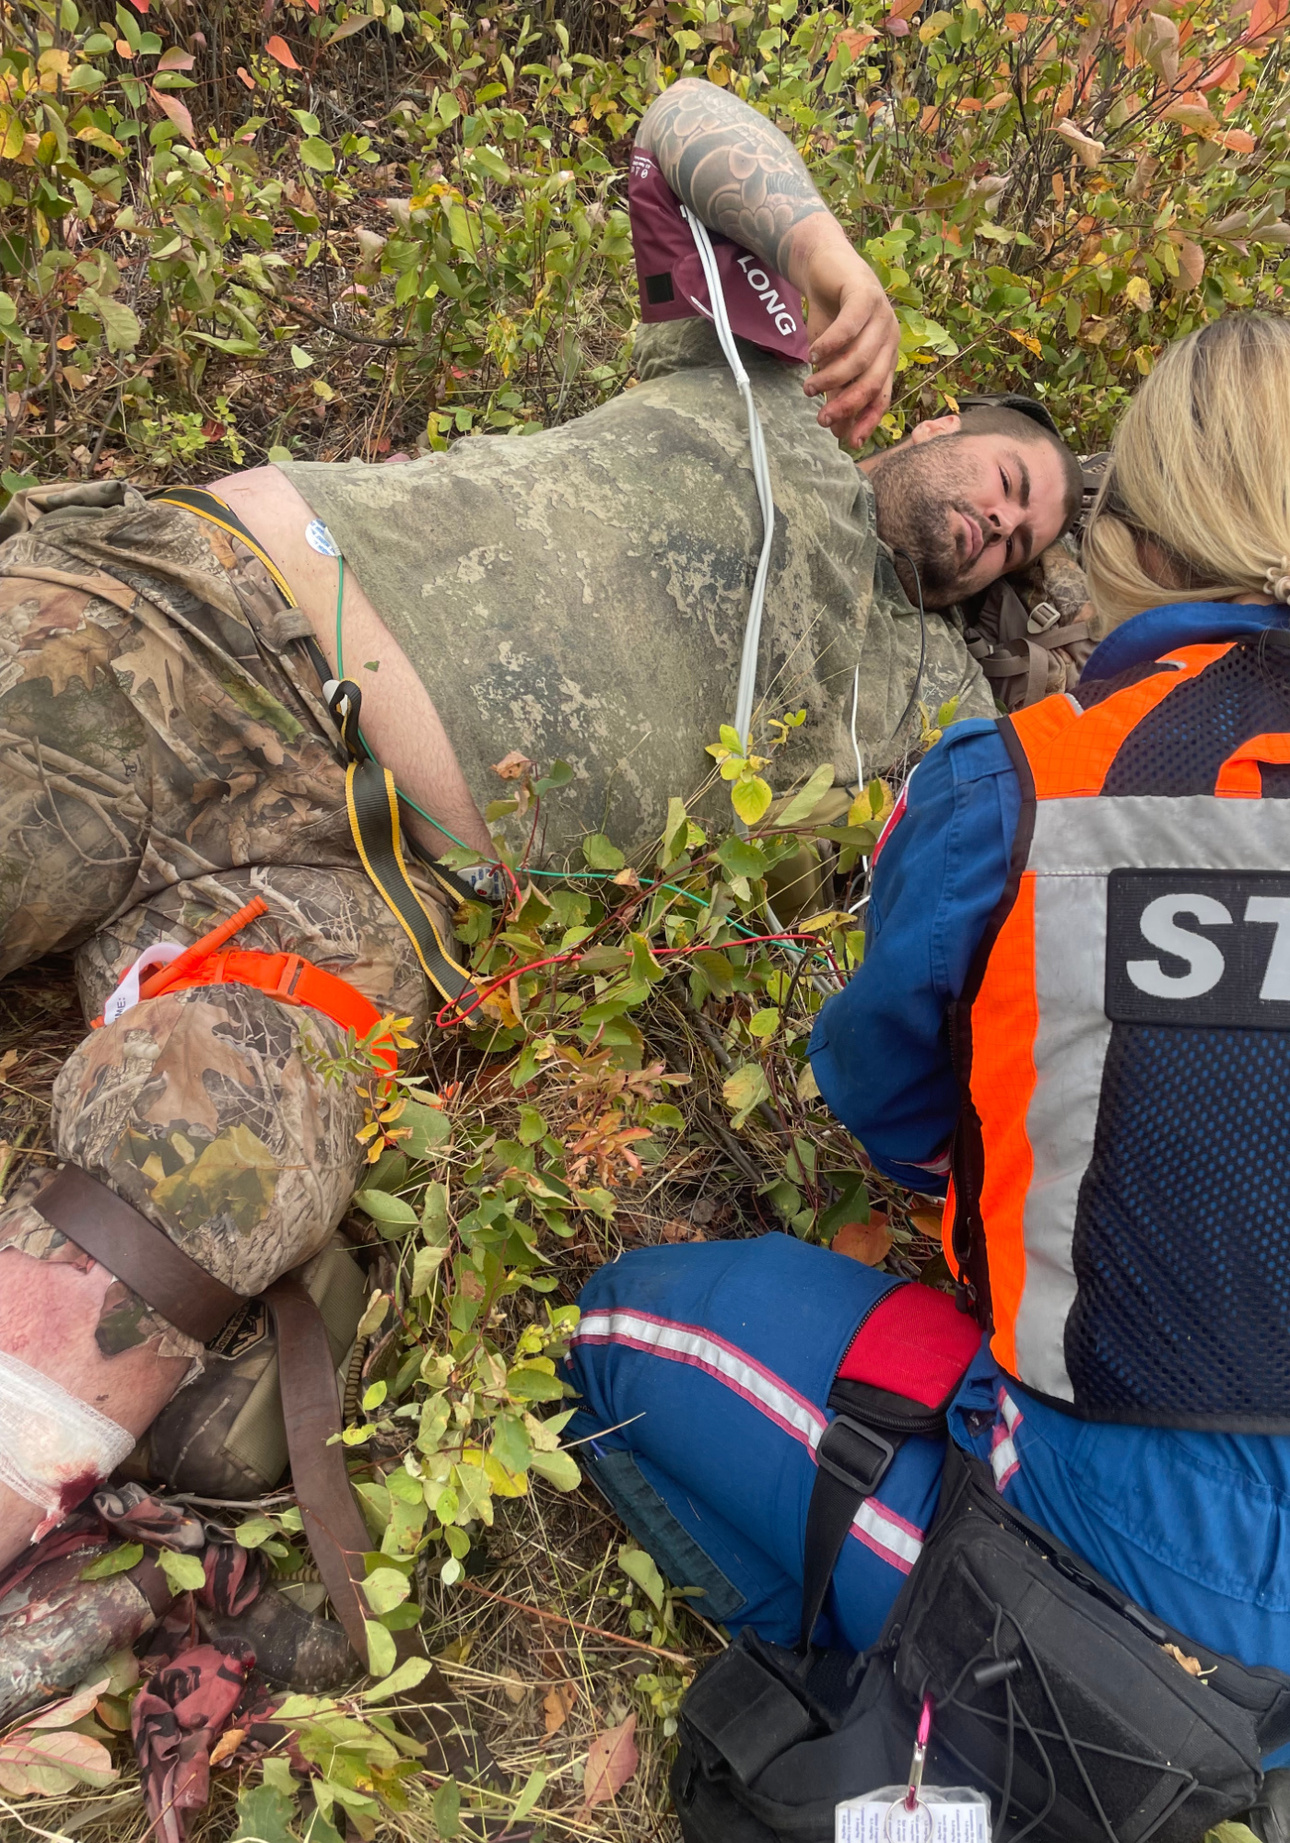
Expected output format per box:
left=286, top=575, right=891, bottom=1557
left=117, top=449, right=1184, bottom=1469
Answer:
left=636, top=78, right=830, bottom=282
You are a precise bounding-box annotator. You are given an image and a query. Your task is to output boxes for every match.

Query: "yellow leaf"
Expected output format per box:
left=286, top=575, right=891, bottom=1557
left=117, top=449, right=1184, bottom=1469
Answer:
left=1009, top=330, right=1042, bottom=356
left=1124, top=275, right=1153, bottom=311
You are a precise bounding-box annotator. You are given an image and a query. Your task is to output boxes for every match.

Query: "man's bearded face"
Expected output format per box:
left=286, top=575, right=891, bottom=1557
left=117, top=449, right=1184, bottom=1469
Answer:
left=868, top=429, right=1070, bottom=608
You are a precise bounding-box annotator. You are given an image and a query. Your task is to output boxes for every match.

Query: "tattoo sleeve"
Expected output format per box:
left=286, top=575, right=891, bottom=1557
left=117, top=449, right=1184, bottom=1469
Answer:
left=637, top=79, right=829, bottom=279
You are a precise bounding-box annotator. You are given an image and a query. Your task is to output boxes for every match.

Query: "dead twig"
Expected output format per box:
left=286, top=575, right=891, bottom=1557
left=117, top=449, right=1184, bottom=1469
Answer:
left=452, top=1577, right=692, bottom=1667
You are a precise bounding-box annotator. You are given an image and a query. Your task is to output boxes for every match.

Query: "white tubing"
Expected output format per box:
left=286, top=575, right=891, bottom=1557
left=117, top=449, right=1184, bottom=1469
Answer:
left=0, top=1350, right=134, bottom=1521
left=681, top=207, right=777, bottom=756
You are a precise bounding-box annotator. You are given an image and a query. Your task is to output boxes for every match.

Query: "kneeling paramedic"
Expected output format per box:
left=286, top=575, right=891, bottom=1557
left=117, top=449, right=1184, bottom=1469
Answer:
left=567, top=314, right=1290, bottom=1836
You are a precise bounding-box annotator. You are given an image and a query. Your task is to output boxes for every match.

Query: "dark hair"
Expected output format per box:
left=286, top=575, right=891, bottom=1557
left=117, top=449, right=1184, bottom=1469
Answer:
left=956, top=403, right=1084, bottom=539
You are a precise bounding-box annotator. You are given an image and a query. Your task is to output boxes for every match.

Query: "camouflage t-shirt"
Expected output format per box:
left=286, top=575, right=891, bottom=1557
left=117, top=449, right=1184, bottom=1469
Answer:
left=278, top=321, right=992, bottom=862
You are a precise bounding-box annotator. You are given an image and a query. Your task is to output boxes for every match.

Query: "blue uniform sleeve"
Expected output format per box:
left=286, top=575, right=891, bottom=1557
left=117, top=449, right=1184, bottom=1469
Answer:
left=809, top=719, right=1020, bottom=1192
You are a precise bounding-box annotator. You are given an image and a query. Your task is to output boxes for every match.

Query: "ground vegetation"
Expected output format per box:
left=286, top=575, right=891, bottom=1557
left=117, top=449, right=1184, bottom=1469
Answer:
left=2, top=0, right=1290, bottom=1835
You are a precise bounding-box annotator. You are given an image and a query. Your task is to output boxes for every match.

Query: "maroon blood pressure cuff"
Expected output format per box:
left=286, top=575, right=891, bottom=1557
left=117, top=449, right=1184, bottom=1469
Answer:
left=628, top=148, right=811, bottom=365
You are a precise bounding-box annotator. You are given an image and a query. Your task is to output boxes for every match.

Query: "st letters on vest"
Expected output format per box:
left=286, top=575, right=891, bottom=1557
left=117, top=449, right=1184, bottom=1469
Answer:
left=1106, top=868, right=1290, bottom=1028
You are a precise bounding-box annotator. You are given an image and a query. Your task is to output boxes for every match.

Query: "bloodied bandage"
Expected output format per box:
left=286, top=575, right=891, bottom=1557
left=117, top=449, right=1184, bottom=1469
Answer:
left=0, top=1349, right=134, bottom=1526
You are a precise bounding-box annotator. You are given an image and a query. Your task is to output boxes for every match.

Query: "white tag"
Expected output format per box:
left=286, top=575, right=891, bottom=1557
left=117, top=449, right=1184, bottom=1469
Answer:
left=102, top=941, right=185, bottom=1024
left=836, top=1788, right=991, bottom=1843
left=305, top=518, right=341, bottom=558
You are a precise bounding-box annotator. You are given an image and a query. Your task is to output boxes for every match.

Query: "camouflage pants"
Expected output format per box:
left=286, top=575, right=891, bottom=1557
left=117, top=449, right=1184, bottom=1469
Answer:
left=0, top=482, right=437, bottom=1366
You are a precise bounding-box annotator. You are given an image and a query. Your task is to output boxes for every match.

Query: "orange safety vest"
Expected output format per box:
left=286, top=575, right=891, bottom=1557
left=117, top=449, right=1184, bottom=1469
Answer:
left=945, top=633, right=1290, bottom=1428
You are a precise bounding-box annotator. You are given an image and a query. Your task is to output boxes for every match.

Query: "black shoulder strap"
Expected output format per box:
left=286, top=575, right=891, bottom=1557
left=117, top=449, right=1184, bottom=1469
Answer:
left=799, top=1415, right=900, bottom=1652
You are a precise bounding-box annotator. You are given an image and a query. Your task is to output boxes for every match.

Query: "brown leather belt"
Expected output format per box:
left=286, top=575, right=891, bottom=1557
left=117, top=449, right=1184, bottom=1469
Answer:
left=33, top=1165, right=438, bottom=1679
left=264, top=1274, right=375, bottom=1660
left=37, top=1164, right=246, bottom=1344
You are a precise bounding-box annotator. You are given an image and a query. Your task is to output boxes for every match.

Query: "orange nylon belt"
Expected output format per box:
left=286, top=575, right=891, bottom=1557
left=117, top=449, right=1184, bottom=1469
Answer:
left=98, top=896, right=397, bottom=1073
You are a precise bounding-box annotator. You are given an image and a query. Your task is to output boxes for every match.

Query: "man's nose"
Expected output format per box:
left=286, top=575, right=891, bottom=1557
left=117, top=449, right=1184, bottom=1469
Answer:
left=982, top=500, right=1021, bottom=544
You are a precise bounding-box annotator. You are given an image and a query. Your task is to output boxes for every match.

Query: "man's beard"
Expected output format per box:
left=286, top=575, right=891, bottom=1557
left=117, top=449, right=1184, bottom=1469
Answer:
left=867, top=437, right=988, bottom=608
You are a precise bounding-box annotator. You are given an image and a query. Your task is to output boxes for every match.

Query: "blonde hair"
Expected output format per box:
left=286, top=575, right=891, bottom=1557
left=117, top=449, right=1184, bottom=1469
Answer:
left=1083, top=313, right=1290, bottom=629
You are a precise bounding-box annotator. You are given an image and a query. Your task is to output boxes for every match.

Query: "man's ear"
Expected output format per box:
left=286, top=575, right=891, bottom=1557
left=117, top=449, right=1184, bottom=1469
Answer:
left=908, top=412, right=961, bottom=445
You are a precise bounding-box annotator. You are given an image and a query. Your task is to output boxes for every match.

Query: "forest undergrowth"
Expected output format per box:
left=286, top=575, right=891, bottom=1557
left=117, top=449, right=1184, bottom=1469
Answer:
left=4, top=0, right=1290, bottom=1834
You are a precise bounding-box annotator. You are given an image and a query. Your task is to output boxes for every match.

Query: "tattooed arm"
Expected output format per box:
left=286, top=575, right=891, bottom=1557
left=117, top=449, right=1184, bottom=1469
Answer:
left=637, top=78, right=898, bottom=445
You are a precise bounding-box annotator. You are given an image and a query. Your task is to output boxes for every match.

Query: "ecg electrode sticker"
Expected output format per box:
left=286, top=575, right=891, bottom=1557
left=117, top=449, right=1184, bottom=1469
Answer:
left=305, top=518, right=341, bottom=558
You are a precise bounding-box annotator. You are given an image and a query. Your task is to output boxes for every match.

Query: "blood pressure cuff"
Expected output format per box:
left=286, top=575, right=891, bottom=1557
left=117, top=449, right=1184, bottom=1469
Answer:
left=672, top=1451, right=1290, bottom=1843
left=628, top=148, right=810, bottom=364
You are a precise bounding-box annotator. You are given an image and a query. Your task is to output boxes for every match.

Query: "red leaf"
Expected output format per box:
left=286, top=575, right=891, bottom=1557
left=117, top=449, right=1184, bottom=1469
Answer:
left=150, top=85, right=195, bottom=141
left=580, top=1713, right=638, bottom=1815
left=303, top=0, right=322, bottom=13
left=832, top=1215, right=894, bottom=1267
left=126, top=0, right=149, bottom=12
left=265, top=33, right=301, bottom=68
left=156, top=45, right=195, bottom=69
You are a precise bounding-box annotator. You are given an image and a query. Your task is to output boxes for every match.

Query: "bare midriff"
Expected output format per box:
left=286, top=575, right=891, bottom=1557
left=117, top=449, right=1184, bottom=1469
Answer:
left=210, top=465, right=492, bottom=857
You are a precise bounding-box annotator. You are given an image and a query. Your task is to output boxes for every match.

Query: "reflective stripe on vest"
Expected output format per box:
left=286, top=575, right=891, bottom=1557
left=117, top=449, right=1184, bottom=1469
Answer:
left=949, top=638, right=1290, bottom=1422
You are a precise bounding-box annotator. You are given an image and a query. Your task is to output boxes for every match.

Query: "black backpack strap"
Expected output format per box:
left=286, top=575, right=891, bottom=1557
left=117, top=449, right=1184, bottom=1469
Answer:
left=799, top=1415, right=898, bottom=1652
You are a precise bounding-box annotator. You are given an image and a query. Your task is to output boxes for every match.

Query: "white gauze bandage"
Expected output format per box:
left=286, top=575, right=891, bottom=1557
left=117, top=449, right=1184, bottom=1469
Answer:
left=0, top=1349, right=134, bottom=1523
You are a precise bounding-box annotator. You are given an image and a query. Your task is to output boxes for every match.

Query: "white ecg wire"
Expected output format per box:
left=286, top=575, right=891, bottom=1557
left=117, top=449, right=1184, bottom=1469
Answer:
left=681, top=206, right=777, bottom=758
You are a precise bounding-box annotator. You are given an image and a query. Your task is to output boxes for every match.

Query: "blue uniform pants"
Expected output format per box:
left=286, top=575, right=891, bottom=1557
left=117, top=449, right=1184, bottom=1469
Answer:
left=565, top=1232, right=945, bottom=1653
left=568, top=1232, right=1290, bottom=1767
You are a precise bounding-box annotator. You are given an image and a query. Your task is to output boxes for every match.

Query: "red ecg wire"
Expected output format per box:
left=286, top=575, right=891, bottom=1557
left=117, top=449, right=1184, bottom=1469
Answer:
left=434, top=931, right=830, bottom=1030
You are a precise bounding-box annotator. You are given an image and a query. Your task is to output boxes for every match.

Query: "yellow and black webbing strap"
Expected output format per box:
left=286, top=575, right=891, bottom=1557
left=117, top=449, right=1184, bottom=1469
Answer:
left=151, top=486, right=298, bottom=606
left=345, top=751, right=476, bottom=1009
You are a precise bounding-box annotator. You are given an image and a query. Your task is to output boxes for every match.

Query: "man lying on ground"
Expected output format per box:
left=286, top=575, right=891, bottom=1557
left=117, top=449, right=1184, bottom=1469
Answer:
left=209, top=78, right=1085, bottom=864
left=0, top=78, right=1078, bottom=1632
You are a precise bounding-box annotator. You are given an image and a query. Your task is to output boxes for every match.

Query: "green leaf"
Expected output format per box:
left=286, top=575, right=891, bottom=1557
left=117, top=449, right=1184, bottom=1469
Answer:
left=402, top=1100, right=451, bottom=1158
left=748, top=1007, right=780, bottom=1040
left=731, top=774, right=773, bottom=826
left=366, top=1618, right=398, bottom=1677
left=776, top=763, right=836, bottom=827
left=158, top=1549, right=207, bottom=1595
left=470, top=143, right=510, bottom=182
left=506, top=1366, right=566, bottom=1401
left=511, top=1769, right=548, bottom=1824
left=528, top=1446, right=581, bottom=1490
left=517, top=1103, right=546, bottom=1145
left=80, top=1542, right=143, bottom=1580
left=716, top=836, right=768, bottom=880
left=432, top=1777, right=462, bottom=1839
left=645, top=1102, right=684, bottom=1130
left=661, top=795, right=689, bottom=865
left=820, top=1173, right=871, bottom=1241
left=618, top=1544, right=665, bottom=1610
left=722, top=1061, right=770, bottom=1128
left=299, top=137, right=335, bottom=172
left=231, top=1780, right=297, bottom=1843
left=719, top=723, right=743, bottom=753
left=362, top=1566, right=411, bottom=1615
left=234, top=1516, right=281, bottom=1549
left=582, top=831, right=625, bottom=871
left=411, top=1242, right=448, bottom=1295
left=81, top=290, right=140, bottom=354
left=359, top=1654, right=432, bottom=1703
left=290, top=343, right=313, bottom=368
left=353, top=1189, right=418, bottom=1229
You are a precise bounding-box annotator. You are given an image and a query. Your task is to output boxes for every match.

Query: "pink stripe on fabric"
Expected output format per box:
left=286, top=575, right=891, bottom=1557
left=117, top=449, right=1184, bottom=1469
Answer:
left=586, top=1308, right=827, bottom=1426
left=573, top=1330, right=815, bottom=1450
left=573, top=1308, right=924, bottom=1574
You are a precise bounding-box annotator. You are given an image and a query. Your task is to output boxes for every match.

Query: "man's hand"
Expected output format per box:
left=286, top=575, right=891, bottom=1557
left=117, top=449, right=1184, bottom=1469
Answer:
left=638, top=80, right=899, bottom=449
left=791, top=219, right=899, bottom=448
